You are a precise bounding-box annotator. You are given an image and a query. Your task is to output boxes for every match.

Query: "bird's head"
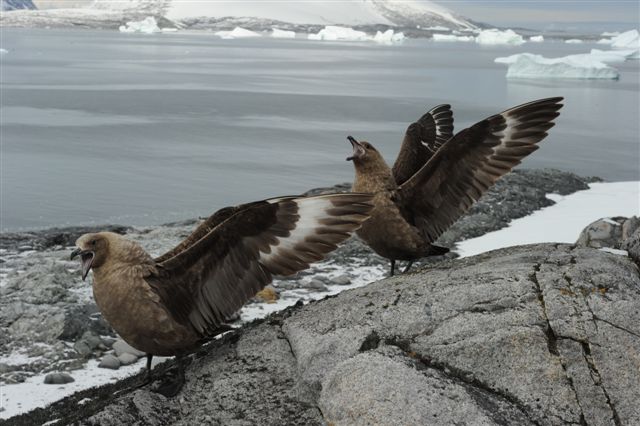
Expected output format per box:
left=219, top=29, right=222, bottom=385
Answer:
left=346, top=136, right=387, bottom=172
left=70, top=232, right=112, bottom=281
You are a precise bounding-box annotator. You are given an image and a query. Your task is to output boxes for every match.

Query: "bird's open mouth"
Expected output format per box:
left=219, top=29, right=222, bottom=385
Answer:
left=71, top=249, right=95, bottom=281
left=346, top=135, right=365, bottom=161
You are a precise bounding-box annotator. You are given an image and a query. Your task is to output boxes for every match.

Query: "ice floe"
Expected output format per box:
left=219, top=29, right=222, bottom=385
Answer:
left=372, top=29, right=405, bottom=44
left=589, top=48, right=639, bottom=62
left=0, top=48, right=8, bottom=55
left=596, top=29, right=640, bottom=50
left=529, top=35, right=544, bottom=43
left=118, top=16, right=161, bottom=34
left=475, top=29, right=524, bottom=46
left=308, top=25, right=369, bottom=41
left=215, top=27, right=262, bottom=39
left=565, top=39, right=584, bottom=44
left=271, top=28, right=295, bottom=39
left=432, top=33, right=474, bottom=42
left=495, top=52, right=620, bottom=79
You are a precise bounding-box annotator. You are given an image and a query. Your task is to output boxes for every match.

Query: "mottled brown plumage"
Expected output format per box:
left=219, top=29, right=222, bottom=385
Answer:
left=347, top=97, right=564, bottom=275
left=71, top=193, right=373, bottom=360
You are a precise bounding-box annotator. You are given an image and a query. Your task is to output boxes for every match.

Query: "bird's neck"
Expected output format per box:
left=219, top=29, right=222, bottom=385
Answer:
left=93, top=240, right=155, bottom=283
left=352, top=161, right=395, bottom=193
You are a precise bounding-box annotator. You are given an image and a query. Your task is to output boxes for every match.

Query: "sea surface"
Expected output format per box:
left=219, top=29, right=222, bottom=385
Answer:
left=1, top=28, right=639, bottom=231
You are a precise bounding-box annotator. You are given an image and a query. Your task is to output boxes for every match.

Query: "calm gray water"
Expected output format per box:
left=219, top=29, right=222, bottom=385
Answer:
left=1, top=28, right=639, bottom=231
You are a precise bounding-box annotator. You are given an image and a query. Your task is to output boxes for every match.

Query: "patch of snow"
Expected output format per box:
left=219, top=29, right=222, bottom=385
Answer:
left=565, top=39, right=584, bottom=44
left=271, top=28, right=295, bottom=39
left=308, top=25, right=369, bottom=42
left=495, top=52, right=620, bottom=79
left=372, top=29, right=404, bottom=44
left=215, top=27, right=262, bottom=39
left=529, top=35, right=544, bottom=43
left=425, top=25, right=450, bottom=31
left=118, top=16, right=160, bottom=34
left=599, top=247, right=628, bottom=255
left=475, top=29, right=524, bottom=46
left=432, top=33, right=474, bottom=42
left=457, top=181, right=640, bottom=258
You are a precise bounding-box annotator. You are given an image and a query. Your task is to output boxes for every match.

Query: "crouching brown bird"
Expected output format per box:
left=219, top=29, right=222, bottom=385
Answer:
left=346, top=97, right=563, bottom=276
left=70, top=193, right=373, bottom=396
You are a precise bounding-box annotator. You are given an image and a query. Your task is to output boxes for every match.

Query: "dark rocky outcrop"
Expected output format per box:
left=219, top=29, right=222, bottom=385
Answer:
left=6, top=243, right=639, bottom=425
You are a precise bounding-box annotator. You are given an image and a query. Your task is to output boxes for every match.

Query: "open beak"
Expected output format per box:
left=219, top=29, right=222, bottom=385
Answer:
left=71, top=248, right=95, bottom=281
left=346, top=135, right=365, bottom=161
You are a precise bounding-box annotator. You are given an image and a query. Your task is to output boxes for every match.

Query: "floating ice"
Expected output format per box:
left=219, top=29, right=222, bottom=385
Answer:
left=565, top=39, right=584, bottom=44
left=372, top=29, right=405, bottom=44
left=495, top=53, right=619, bottom=79
left=529, top=35, right=544, bottom=43
left=308, top=26, right=369, bottom=41
left=601, top=31, right=620, bottom=37
left=215, top=27, right=262, bottom=39
left=610, top=29, right=639, bottom=49
left=432, top=33, right=474, bottom=42
left=589, top=48, right=639, bottom=63
left=271, top=28, right=295, bottom=38
left=425, top=25, right=450, bottom=31
left=0, top=48, right=8, bottom=54
left=118, top=16, right=161, bottom=34
left=475, top=29, right=524, bottom=45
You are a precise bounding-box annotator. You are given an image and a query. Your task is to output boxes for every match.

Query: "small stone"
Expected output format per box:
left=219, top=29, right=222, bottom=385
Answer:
left=112, top=340, right=145, bottom=357
left=44, top=372, right=75, bottom=384
left=73, top=341, right=92, bottom=358
left=254, top=285, right=279, bottom=303
left=98, top=354, right=121, bottom=370
left=118, top=352, right=139, bottom=366
left=331, top=275, right=352, bottom=286
left=304, top=279, right=329, bottom=292
left=81, top=331, right=102, bottom=350
left=101, top=337, right=116, bottom=348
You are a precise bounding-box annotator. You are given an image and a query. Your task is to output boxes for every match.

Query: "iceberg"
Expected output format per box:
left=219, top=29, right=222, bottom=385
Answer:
left=0, top=48, right=8, bottom=54
left=432, top=33, right=474, bottom=42
left=601, top=31, right=620, bottom=37
left=425, top=26, right=450, bottom=31
left=529, top=35, right=544, bottom=43
left=118, top=16, right=161, bottom=34
left=372, top=29, right=405, bottom=44
left=495, top=53, right=619, bottom=79
left=589, top=48, right=639, bottom=63
left=475, top=29, right=524, bottom=45
left=610, top=29, right=639, bottom=49
left=565, top=39, right=584, bottom=44
left=215, top=27, right=262, bottom=39
left=271, top=28, right=295, bottom=38
left=308, top=26, right=369, bottom=41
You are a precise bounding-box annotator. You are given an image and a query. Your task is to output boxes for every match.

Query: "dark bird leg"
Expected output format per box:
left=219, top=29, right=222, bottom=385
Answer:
left=152, top=356, right=186, bottom=398
left=390, top=260, right=396, bottom=277
left=403, top=261, right=414, bottom=274
left=145, top=354, right=153, bottom=381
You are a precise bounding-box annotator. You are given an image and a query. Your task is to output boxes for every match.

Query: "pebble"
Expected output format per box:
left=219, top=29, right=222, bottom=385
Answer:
left=331, top=274, right=352, bottom=286
left=304, top=279, right=329, bottom=292
left=73, top=341, right=93, bottom=358
left=98, top=354, right=121, bottom=370
left=118, top=352, right=139, bottom=366
left=44, top=372, right=75, bottom=384
left=112, top=339, right=145, bottom=357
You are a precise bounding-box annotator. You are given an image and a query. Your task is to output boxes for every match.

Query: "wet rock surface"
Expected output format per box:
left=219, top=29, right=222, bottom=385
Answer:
left=5, top=243, right=639, bottom=425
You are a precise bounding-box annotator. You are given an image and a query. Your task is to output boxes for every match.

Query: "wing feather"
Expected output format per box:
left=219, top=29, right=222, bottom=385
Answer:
left=397, top=97, right=563, bottom=244
left=147, top=193, right=373, bottom=336
left=392, top=104, right=454, bottom=185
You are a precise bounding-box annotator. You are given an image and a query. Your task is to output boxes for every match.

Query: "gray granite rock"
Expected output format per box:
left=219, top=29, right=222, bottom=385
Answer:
left=12, top=244, right=638, bottom=426
left=112, top=340, right=145, bottom=358
left=576, top=216, right=639, bottom=250
left=622, top=228, right=640, bottom=265
left=44, top=372, right=74, bottom=385
left=98, top=355, right=120, bottom=370
left=117, top=353, right=139, bottom=366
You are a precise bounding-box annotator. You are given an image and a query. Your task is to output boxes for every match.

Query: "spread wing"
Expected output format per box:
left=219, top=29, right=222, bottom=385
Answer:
left=146, top=193, right=373, bottom=336
left=396, top=97, right=563, bottom=243
left=392, top=104, right=454, bottom=186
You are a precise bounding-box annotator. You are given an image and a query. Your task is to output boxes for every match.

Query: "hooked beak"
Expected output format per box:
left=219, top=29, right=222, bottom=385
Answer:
left=71, top=248, right=95, bottom=281
left=346, top=135, right=365, bottom=161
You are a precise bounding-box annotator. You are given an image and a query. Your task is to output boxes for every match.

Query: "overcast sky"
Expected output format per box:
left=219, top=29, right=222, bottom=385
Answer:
left=443, top=1, right=639, bottom=32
